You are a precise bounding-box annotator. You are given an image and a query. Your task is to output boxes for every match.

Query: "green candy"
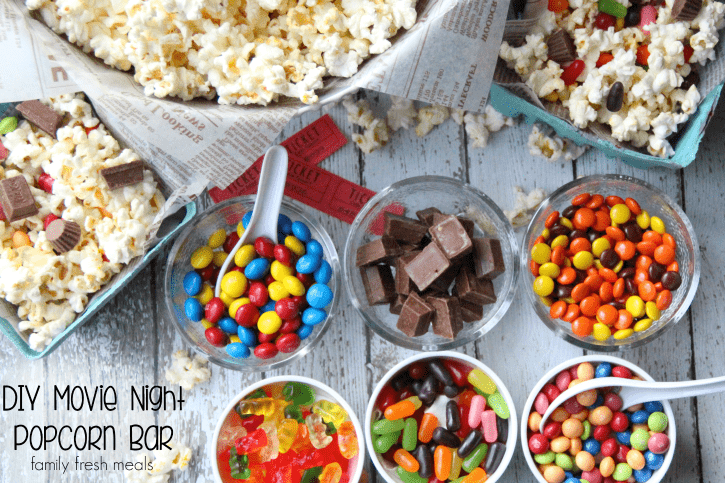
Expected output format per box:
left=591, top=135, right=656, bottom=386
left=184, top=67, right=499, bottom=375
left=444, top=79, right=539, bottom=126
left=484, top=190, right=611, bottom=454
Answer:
left=396, top=466, right=427, bottom=483
left=598, top=0, right=627, bottom=18
left=372, top=418, right=405, bottom=435
left=581, top=420, right=592, bottom=440
left=648, top=412, right=668, bottom=433
left=229, top=447, right=250, bottom=479
left=555, top=453, right=573, bottom=470
left=282, top=382, right=315, bottom=406
left=373, top=430, right=400, bottom=453
left=462, top=443, right=488, bottom=473
left=612, top=462, right=633, bottom=481
left=450, top=478, right=467, bottom=483
left=0, top=117, right=18, bottom=135
left=630, top=428, right=650, bottom=451
left=486, top=392, right=510, bottom=419
left=534, top=451, right=556, bottom=465
left=284, top=405, right=305, bottom=423
left=402, top=418, right=418, bottom=451
left=244, top=388, right=267, bottom=400
left=300, top=466, right=323, bottom=483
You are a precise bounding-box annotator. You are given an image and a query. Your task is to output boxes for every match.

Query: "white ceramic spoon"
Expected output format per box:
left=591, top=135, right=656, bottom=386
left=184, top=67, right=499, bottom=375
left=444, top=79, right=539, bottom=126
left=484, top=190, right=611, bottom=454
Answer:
left=539, top=375, right=725, bottom=433
left=215, top=145, right=288, bottom=297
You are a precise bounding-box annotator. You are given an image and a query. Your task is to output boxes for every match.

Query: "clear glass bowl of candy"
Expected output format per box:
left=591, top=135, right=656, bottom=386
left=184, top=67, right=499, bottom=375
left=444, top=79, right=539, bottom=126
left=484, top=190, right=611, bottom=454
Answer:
left=211, top=375, right=365, bottom=483
left=522, top=355, right=676, bottom=483
left=163, top=196, right=340, bottom=371
left=344, top=176, right=519, bottom=351
left=365, top=351, right=518, bottom=483
left=522, top=175, right=700, bottom=351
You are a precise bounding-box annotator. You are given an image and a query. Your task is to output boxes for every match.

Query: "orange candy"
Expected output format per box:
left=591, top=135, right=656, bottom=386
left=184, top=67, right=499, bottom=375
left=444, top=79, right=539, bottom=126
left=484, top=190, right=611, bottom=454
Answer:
left=605, top=195, right=625, bottom=207
left=597, top=304, right=618, bottom=326
left=615, top=309, right=633, bottom=330
left=550, top=300, right=568, bottom=319
left=572, top=317, right=594, bottom=337
left=605, top=226, right=625, bottom=242
left=635, top=255, right=653, bottom=271
left=434, top=445, right=452, bottom=481
left=662, top=233, right=676, bottom=249
left=384, top=400, right=416, bottom=420
left=548, top=0, right=569, bottom=12
left=654, top=245, right=675, bottom=265
left=642, top=230, right=662, bottom=245
left=656, top=290, right=673, bottom=310
left=612, top=278, right=625, bottom=298
left=394, top=449, right=420, bottom=473
left=614, top=240, right=636, bottom=260
left=573, top=208, right=596, bottom=230
left=418, top=413, right=438, bottom=443
left=572, top=193, right=592, bottom=206
left=557, top=267, right=577, bottom=285
left=580, top=295, right=601, bottom=317
left=562, top=304, right=581, bottom=322
left=599, top=268, right=618, bottom=283
left=551, top=245, right=567, bottom=266
left=462, top=468, right=488, bottom=482
left=638, top=281, right=657, bottom=301
left=625, top=197, right=642, bottom=215
left=599, top=281, right=614, bottom=302
left=570, top=237, right=592, bottom=254
left=545, top=211, right=561, bottom=228
left=593, top=210, right=611, bottom=231
left=636, top=241, right=656, bottom=257
left=530, top=259, right=540, bottom=276
left=572, top=283, right=591, bottom=302
left=586, top=194, right=605, bottom=209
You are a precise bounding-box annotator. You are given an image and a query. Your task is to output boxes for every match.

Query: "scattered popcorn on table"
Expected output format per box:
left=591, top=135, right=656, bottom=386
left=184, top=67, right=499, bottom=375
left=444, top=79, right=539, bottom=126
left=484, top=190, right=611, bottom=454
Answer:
left=125, top=441, right=192, bottom=483
left=528, top=124, right=588, bottom=161
left=343, top=97, right=390, bottom=154
left=0, top=94, right=164, bottom=350
left=504, top=186, right=547, bottom=228
left=416, top=104, right=450, bottom=137
left=28, top=0, right=417, bottom=105
left=463, top=105, right=516, bottom=148
left=386, top=96, right=418, bottom=131
left=165, top=350, right=211, bottom=391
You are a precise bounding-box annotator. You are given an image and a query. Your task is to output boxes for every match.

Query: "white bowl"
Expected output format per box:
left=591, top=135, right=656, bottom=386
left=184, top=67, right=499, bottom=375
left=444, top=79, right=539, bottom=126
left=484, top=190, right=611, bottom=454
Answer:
left=521, top=355, right=676, bottom=483
left=210, top=375, right=365, bottom=483
left=365, top=351, right=518, bottom=483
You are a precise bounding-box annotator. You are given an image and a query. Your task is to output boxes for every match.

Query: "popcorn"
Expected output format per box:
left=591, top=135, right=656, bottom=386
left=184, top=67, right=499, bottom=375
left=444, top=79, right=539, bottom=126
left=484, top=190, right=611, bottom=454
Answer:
left=1, top=94, right=164, bottom=350
left=165, top=350, right=211, bottom=391
left=504, top=186, right=547, bottom=228
left=343, top=97, right=390, bottom=154
left=462, top=106, right=516, bottom=148
left=28, top=0, right=417, bottom=105
left=387, top=96, right=418, bottom=131
left=125, top=440, right=192, bottom=483
left=416, top=105, right=450, bottom=137
left=528, top=124, right=588, bottom=162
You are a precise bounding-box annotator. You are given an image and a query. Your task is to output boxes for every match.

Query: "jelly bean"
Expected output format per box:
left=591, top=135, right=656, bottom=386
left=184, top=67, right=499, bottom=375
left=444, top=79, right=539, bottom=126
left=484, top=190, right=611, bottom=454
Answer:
left=598, top=0, right=626, bottom=18
left=292, top=221, right=312, bottom=243
left=562, top=60, right=585, bottom=85
left=486, top=392, right=510, bottom=419
left=254, top=342, right=278, bottom=359
left=461, top=443, right=488, bottom=473
left=306, top=283, right=333, bottom=309
left=458, top=429, right=483, bottom=458
left=205, top=327, right=227, bottom=347
left=184, top=298, right=204, bottom=321
left=258, top=311, right=283, bottom=334
left=484, top=441, right=506, bottom=475
left=432, top=427, right=461, bottom=448
left=218, top=316, right=239, bottom=334
left=314, top=260, right=333, bottom=284
left=385, top=400, right=416, bottom=421
left=481, top=410, right=498, bottom=443
left=276, top=333, right=301, bottom=353
left=446, top=400, right=461, bottom=432
left=401, top=417, right=418, bottom=451
left=191, top=246, right=214, bottom=269
left=395, top=466, right=427, bottom=483
left=297, top=323, right=314, bottom=340
left=237, top=326, right=257, bottom=346
left=297, top=254, right=322, bottom=274
left=607, top=82, right=624, bottom=112
left=373, top=418, right=406, bottom=434
left=639, top=5, right=656, bottom=32
left=418, top=413, right=438, bottom=443
left=434, top=445, right=452, bottom=481
left=205, top=297, right=225, bottom=323
left=244, top=258, right=269, bottom=280
left=468, top=369, right=496, bottom=395
left=467, top=395, right=486, bottom=429
left=414, top=445, right=434, bottom=478
left=394, top=448, right=420, bottom=473
left=302, top=307, right=327, bottom=326
left=226, top=342, right=250, bottom=358
left=183, top=271, right=203, bottom=296
left=374, top=431, right=400, bottom=453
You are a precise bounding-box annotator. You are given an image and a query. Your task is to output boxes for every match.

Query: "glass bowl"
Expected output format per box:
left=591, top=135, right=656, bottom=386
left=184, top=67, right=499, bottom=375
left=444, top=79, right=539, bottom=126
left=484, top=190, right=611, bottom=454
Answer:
left=343, top=176, right=519, bottom=351
left=365, top=351, right=518, bottom=483
left=522, top=175, right=700, bottom=351
left=163, top=197, right=341, bottom=371
left=521, top=355, right=676, bottom=483
left=211, top=375, right=365, bottom=483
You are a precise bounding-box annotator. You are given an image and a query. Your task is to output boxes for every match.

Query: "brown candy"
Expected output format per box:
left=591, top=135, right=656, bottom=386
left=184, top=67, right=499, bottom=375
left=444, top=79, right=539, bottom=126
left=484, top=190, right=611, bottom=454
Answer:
left=455, top=266, right=496, bottom=306
left=396, top=292, right=435, bottom=337
left=384, top=212, right=428, bottom=244
left=459, top=298, right=485, bottom=323
left=395, top=251, right=421, bottom=295
left=404, top=242, right=451, bottom=292
left=360, top=264, right=396, bottom=305
left=471, top=237, right=506, bottom=279
left=0, top=176, right=39, bottom=222
left=429, top=215, right=473, bottom=260
left=672, top=0, right=702, bottom=21
left=356, top=236, right=402, bottom=266
left=389, top=294, right=407, bottom=315
left=100, top=160, right=145, bottom=190
left=606, top=82, right=624, bottom=113
left=416, top=207, right=442, bottom=226
left=547, top=29, right=577, bottom=64
left=427, top=295, right=463, bottom=339
left=17, top=100, right=64, bottom=138
left=46, top=219, right=81, bottom=253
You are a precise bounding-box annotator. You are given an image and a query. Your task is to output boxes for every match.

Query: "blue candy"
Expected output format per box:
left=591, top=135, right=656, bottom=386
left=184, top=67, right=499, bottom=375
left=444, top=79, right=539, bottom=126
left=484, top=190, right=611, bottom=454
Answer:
left=616, top=430, right=632, bottom=445
left=218, top=317, right=239, bottom=334
left=226, top=343, right=251, bottom=359
left=314, top=260, right=332, bottom=284
left=564, top=472, right=574, bottom=479
left=244, top=258, right=270, bottom=280
left=261, top=300, right=277, bottom=314
left=184, top=298, right=204, bottom=322
left=595, top=362, right=612, bottom=378
left=583, top=438, right=600, bottom=455
left=291, top=221, right=311, bottom=243
left=183, top=271, right=202, bottom=296
left=237, top=326, right=257, bottom=347
left=631, top=410, right=650, bottom=424
left=564, top=479, right=579, bottom=483
left=297, top=323, right=314, bottom=340
left=644, top=401, right=664, bottom=413
left=633, top=468, right=653, bottom=482
left=278, top=214, right=293, bottom=235
left=306, top=283, right=333, bottom=309
left=588, top=394, right=604, bottom=409
left=306, top=240, right=323, bottom=258
left=645, top=451, right=664, bottom=470
left=302, top=307, right=327, bottom=326
left=296, top=254, right=322, bottom=274
left=242, top=211, right=253, bottom=229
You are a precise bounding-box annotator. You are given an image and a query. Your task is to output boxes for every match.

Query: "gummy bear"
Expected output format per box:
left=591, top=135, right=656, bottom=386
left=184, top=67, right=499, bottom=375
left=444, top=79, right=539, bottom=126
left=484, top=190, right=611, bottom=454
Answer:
left=336, top=421, right=358, bottom=460
left=241, top=414, right=264, bottom=432
left=306, top=413, right=333, bottom=449
left=312, top=400, right=348, bottom=429
left=257, top=421, right=280, bottom=462
left=277, top=418, right=299, bottom=454
left=282, top=382, right=316, bottom=406
left=319, top=462, right=342, bottom=483
left=291, top=421, right=315, bottom=453
left=236, top=398, right=290, bottom=422
left=235, top=428, right=268, bottom=454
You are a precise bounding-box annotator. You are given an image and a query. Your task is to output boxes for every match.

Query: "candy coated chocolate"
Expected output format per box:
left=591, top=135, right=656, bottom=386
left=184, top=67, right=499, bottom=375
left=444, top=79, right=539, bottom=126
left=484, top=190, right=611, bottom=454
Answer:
left=471, top=237, right=505, bottom=279
left=396, top=292, right=435, bottom=337
left=0, top=175, right=38, bottom=222
left=429, top=215, right=473, bottom=260
left=359, top=264, right=396, bottom=305
left=404, top=242, right=451, bottom=291
left=17, top=100, right=63, bottom=138
left=100, top=160, right=145, bottom=190
left=383, top=212, right=428, bottom=244
left=356, top=236, right=402, bottom=266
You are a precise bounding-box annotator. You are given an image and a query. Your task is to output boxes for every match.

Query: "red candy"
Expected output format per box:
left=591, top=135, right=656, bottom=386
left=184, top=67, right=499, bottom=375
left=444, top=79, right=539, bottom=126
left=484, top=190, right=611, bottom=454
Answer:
left=240, top=414, right=264, bottom=432
left=615, top=444, right=630, bottom=463
left=604, top=393, right=623, bottom=412
left=273, top=244, right=293, bottom=266
left=376, top=385, right=399, bottom=412
left=223, top=232, right=240, bottom=253
left=235, top=304, right=260, bottom=327
left=296, top=272, right=314, bottom=288
left=205, top=327, right=227, bottom=347
left=442, top=359, right=472, bottom=387
left=205, top=297, right=225, bottom=324
left=254, top=342, right=279, bottom=359
left=264, top=274, right=276, bottom=287
left=562, top=60, right=585, bottom=85
left=612, top=366, right=632, bottom=379
left=275, top=333, right=301, bottom=353
left=248, top=282, right=269, bottom=307
left=235, top=428, right=268, bottom=454
left=529, top=434, right=549, bottom=454
left=279, top=317, right=302, bottom=334
left=601, top=438, right=618, bottom=457
left=610, top=412, right=629, bottom=432
left=594, top=12, right=615, bottom=30
left=592, top=424, right=611, bottom=441
left=38, top=173, right=54, bottom=193
left=258, top=331, right=278, bottom=344
left=543, top=422, right=562, bottom=439
left=43, top=214, right=59, bottom=230
left=555, top=370, right=572, bottom=392
left=255, top=236, right=275, bottom=258
left=542, top=383, right=562, bottom=402
left=197, top=265, right=215, bottom=281
left=275, top=298, right=300, bottom=319
left=409, top=361, right=429, bottom=380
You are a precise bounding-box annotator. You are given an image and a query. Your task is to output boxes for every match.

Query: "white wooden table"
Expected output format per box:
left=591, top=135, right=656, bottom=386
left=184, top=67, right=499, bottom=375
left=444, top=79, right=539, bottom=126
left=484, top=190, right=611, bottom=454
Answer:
left=2, top=90, right=724, bottom=483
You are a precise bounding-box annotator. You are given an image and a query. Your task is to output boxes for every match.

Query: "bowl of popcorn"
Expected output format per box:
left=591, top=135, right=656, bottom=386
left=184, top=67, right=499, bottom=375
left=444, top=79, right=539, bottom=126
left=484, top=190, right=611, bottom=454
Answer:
left=343, top=176, right=519, bottom=351
left=211, top=375, right=364, bottom=483
left=163, top=196, right=341, bottom=371
left=522, top=175, right=699, bottom=350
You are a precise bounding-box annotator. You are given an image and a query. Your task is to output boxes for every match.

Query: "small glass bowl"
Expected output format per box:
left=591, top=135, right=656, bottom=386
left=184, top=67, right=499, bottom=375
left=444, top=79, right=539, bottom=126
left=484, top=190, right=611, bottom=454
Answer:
left=163, top=197, right=341, bottom=371
left=210, top=375, right=365, bottom=483
left=343, top=176, right=519, bottom=351
left=521, top=355, right=676, bottom=483
left=522, top=175, right=700, bottom=351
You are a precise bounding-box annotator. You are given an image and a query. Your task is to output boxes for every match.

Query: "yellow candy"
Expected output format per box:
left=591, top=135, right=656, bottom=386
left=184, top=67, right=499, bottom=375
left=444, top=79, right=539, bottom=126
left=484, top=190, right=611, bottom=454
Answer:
left=645, top=301, right=660, bottom=320
left=190, top=246, right=214, bottom=269
left=220, top=290, right=235, bottom=307
left=196, top=284, right=214, bottom=305
left=540, top=295, right=554, bottom=307
left=237, top=397, right=290, bottom=418
left=634, top=318, right=653, bottom=332
left=594, top=260, right=604, bottom=270
left=531, top=243, right=552, bottom=264
left=283, top=276, right=306, bottom=297
left=636, top=210, right=650, bottom=230
left=271, top=260, right=294, bottom=281
left=213, top=251, right=228, bottom=267
left=560, top=217, right=573, bottom=230
left=551, top=235, right=569, bottom=248
left=610, top=204, right=631, bottom=224
left=404, top=396, right=423, bottom=410
left=278, top=419, right=299, bottom=454
left=221, top=271, right=247, bottom=298
left=312, top=400, right=349, bottom=428
left=319, top=462, right=342, bottom=483
left=533, top=276, right=555, bottom=296
left=268, top=281, right=290, bottom=301
left=258, top=311, right=283, bottom=334
left=208, top=228, right=227, bottom=249
left=541, top=228, right=551, bottom=239
left=572, top=251, right=594, bottom=270
left=229, top=334, right=241, bottom=343
left=449, top=450, right=463, bottom=480
left=467, top=368, right=496, bottom=394
left=592, top=323, right=612, bottom=341
left=237, top=222, right=245, bottom=237
left=229, top=297, right=251, bottom=318
left=613, top=328, right=634, bottom=340
left=234, top=244, right=256, bottom=268
left=337, top=421, right=359, bottom=460
left=650, top=216, right=666, bottom=234
left=539, top=262, right=561, bottom=278
left=592, top=238, right=611, bottom=257
left=625, top=296, right=645, bottom=318
left=285, top=235, right=306, bottom=256
left=201, top=319, right=213, bottom=329
left=613, top=260, right=624, bottom=273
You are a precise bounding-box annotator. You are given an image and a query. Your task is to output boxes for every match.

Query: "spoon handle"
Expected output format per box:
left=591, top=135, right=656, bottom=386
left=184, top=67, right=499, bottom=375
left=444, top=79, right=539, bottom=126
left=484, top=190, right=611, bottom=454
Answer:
left=620, top=375, right=725, bottom=409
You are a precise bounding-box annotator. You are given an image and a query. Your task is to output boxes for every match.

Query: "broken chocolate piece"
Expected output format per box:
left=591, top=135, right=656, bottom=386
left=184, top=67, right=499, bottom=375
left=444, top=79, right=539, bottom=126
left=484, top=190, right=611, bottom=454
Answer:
left=404, top=242, right=451, bottom=292
left=100, top=160, right=145, bottom=190
left=459, top=298, right=485, bottom=323
left=547, top=29, right=577, bottom=64
left=471, top=237, right=506, bottom=279
left=46, top=219, right=81, bottom=253
left=360, top=264, right=396, bottom=305
left=429, top=215, right=473, bottom=260
left=384, top=212, right=429, bottom=245
left=0, top=175, right=39, bottom=222
left=430, top=263, right=461, bottom=293
left=356, top=236, right=402, bottom=266
left=395, top=251, right=421, bottom=295
left=427, top=295, right=463, bottom=339
left=16, top=100, right=63, bottom=138
left=457, top=217, right=476, bottom=238
left=416, top=207, right=442, bottom=226
left=672, top=0, right=702, bottom=21
left=389, top=294, right=407, bottom=315
left=396, top=292, right=435, bottom=337
left=455, top=266, right=495, bottom=305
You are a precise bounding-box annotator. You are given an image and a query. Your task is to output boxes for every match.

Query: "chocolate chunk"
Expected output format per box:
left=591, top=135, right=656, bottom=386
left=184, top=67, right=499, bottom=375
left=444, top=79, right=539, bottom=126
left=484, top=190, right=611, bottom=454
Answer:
left=430, top=263, right=461, bottom=293
left=356, top=236, right=402, bottom=266
left=100, top=160, right=145, bottom=190
left=360, top=264, right=396, bottom=305
left=46, top=219, right=81, bottom=253
left=546, top=29, right=577, bottom=64
left=395, top=251, right=421, bottom=295
left=427, top=295, right=463, bottom=339
left=416, top=207, right=442, bottom=226
left=396, top=292, right=435, bottom=337
left=456, top=266, right=496, bottom=305
left=459, top=298, right=485, bottom=322
left=389, top=294, right=407, bottom=315
left=429, top=215, right=473, bottom=260
left=471, top=237, right=506, bottom=279
left=384, top=212, right=429, bottom=244
left=457, top=217, right=476, bottom=238
left=672, top=0, right=702, bottom=21
left=0, top=176, right=39, bottom=222
left=16, top=100, right=63, bottom=138
left=404, top=242, right=451, bottom=291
